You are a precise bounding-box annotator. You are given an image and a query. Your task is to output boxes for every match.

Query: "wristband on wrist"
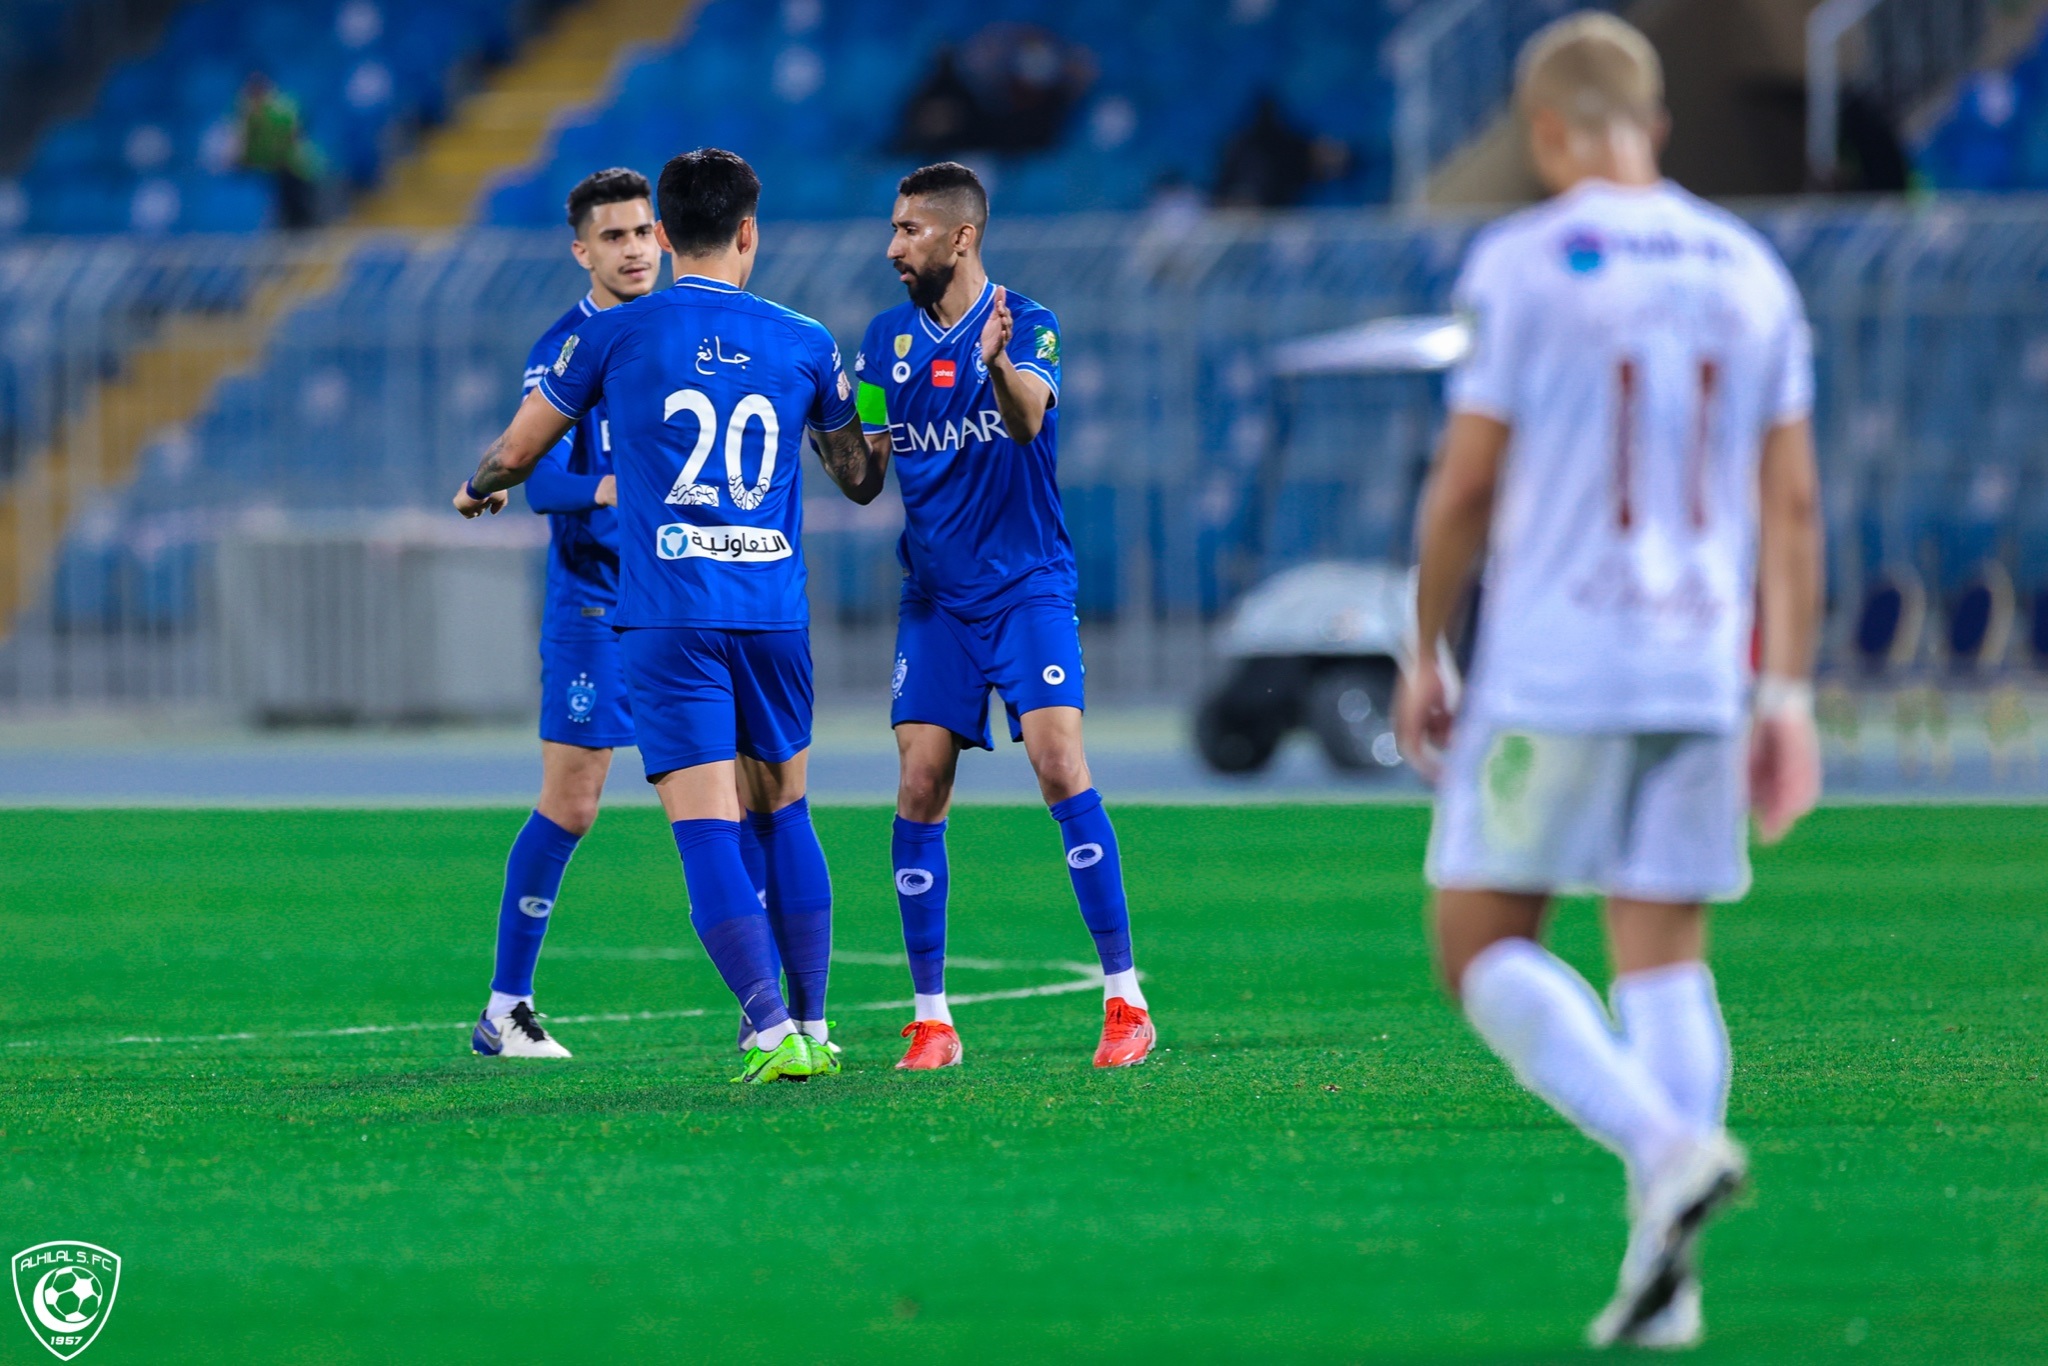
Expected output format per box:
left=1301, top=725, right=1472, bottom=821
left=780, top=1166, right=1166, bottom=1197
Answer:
left=1753, top=674, right=1814, bottom=719
left=465, top=479, right=484, bottom=502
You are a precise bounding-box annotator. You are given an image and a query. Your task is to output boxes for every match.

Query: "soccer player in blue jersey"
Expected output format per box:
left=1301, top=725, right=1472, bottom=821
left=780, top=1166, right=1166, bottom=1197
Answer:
left=454, top=148, right=883, bottom=1083
left=852, top=163, right=1155, bottom=1070
left=469, top=167, right=660, bottom=1060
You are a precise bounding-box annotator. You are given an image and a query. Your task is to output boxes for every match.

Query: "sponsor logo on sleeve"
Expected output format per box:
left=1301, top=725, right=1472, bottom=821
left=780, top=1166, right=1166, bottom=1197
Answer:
left=551, top=334, right=578, bottom=375
left=837, top=370, right=852, bottom=402
left=656, top=523, right=794, bottom=562
left=931, top=359, right=957, bottom=388
left=1033, top=326, right=1059, bottom=363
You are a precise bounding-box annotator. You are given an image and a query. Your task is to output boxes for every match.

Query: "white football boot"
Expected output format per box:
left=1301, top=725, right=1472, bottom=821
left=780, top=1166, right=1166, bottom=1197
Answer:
left=1625, top=1276, right=1703, bottom=1350
left=1589, top=1132, right=1746, bottom=1347
left=472, top=1001, right=572, bottom=1058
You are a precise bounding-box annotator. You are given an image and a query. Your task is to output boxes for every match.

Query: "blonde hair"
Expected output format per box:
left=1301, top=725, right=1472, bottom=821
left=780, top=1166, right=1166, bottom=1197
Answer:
left=1515, top=12, right=1663, bottom=133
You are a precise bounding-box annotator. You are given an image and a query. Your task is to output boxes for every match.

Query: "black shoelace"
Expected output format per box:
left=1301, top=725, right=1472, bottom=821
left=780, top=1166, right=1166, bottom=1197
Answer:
left=508, top=1001, right=549, bottom=1042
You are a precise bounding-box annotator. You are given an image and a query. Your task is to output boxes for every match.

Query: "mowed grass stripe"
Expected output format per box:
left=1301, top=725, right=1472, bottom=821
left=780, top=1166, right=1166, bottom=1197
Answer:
left=0, top=805, right=2042, bottom=1364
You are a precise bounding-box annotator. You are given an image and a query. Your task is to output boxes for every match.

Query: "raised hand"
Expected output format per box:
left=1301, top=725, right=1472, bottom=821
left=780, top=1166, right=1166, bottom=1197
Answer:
left=979, top=285, right=1012, bottom=367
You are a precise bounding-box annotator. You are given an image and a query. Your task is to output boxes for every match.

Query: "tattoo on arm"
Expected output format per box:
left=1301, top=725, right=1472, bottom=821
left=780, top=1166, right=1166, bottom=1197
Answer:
left=470, top=436, right=519, bottom=496
left=812, top=421, right=887, bottom=505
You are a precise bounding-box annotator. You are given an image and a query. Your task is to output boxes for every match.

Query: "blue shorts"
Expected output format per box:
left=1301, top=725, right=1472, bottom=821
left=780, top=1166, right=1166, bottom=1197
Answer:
left=891, top=593, right=1085, bottom=750
left=620, top=626, right=813, bottom=778
left=538, top=632, right=634, bottom=749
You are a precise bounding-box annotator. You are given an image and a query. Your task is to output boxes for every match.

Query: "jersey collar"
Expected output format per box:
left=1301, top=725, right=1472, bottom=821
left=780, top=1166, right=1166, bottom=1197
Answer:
left=577, top=293, right=597, bottom=317
left=674, top=273, right=744, bottom=294
left=918, top=278, right=996, bottom=344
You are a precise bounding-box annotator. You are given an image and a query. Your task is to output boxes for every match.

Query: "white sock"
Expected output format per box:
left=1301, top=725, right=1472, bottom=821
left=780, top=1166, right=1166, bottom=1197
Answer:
left=1461, top=938, right=1695, bottom=1180
left=799, top=1018, right=828, bottom=1043
left=913, top=992, right=953, bottom=1025
left=486, top=991, right=532, bottom=1019
left=755, top=1019, right=797, bottom=1050
left=1613, top=961, right=1730, bottom=1129
left=1104, top=968, right=1147, bottom=1010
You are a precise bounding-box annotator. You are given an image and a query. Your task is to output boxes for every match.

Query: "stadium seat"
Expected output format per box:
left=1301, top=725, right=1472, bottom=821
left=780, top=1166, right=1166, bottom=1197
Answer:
left=1947, top=560, right=2015, bottom=675
left=486, top=0, right=1405, bottom=223
left=1853, top=568, right=1927, bottom=676
left=3, top=0, right=530, bottom=235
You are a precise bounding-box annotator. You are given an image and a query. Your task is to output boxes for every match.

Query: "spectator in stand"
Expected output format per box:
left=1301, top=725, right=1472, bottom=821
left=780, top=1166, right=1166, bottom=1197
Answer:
left=957, top=23, right=1096, bottom=154
left=1212, top=92, right=1355, bottom=208
left=893, top=46, right=989, bottom=156
left=237, top=74, right=326, bottom=229
left=893, top=27, right=1096, bottom=158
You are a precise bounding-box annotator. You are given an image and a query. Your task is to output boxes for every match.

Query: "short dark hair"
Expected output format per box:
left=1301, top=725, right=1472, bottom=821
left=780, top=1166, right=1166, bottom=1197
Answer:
left=565, top=167, right=652, bottom=233
left=657, top=148, right=761, bottom=255
left=898, top=161, right=988, bottom=231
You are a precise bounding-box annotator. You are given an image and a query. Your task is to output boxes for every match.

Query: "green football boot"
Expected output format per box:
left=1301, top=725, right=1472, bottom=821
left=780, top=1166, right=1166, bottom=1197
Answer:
left=732, top=1031, right=813, bottom=1084
left=801, top=1031, right=841, bottom=1076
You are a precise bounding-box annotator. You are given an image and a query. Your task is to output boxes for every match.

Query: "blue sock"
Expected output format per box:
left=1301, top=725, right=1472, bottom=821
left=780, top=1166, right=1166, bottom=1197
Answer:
left=672, top=818, right=789, bottom=1031
left=1049, top=788, right=1133, bottom=976
left=749, top=798, right=832, bottom=1024
left=892, top=815, right=950, bottom=996
left=490, top=811, right=581, bottom=998
left=738, top=815, right=782, bottom=990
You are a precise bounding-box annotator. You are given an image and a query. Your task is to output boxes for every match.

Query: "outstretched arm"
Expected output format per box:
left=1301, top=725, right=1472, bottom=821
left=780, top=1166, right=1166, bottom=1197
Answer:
left=811, top=417, right=889, bottom=505
left=454, top=389, right=574, bottom=517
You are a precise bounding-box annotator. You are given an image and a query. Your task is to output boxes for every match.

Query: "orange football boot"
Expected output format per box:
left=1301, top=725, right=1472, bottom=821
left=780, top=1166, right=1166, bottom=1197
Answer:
left=895, top=1020, right=963, bottom=1070
left=1093, top=998, right=1155, bottom=1068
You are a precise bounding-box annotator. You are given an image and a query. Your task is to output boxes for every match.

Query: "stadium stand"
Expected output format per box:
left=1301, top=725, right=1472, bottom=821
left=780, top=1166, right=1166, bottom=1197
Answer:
left=5, top=0, right=539, bottom=234
left=483, top=0, right=1400, bottom=224
left=12, top=198, right=2048, bottom=711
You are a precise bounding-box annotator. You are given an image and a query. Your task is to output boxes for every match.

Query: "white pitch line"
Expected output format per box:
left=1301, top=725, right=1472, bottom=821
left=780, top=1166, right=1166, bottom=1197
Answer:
left=96, top=954, right=1114, bottom=1050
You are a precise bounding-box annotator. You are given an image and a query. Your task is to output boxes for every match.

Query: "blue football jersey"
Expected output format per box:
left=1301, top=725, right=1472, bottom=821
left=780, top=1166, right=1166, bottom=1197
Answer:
left=855, top=281, right=1075, bottom=619
left=537, top=274, right=857, bottom=631
left=522, top=295, right=619, bottom=641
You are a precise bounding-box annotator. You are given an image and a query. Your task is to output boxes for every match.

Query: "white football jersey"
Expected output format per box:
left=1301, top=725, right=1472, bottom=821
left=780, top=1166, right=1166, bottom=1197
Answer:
left=1445, top=179, right=1813, bottom=734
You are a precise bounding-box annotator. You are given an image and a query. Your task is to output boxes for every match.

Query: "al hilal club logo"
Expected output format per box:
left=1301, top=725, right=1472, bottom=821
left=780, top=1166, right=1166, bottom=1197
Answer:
left=13, top=1242, right=120, bottom=1360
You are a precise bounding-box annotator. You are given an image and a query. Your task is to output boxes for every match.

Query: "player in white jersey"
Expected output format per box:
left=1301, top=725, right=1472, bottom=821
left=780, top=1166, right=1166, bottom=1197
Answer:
left=1394, top=15, right=1823, bottom=1350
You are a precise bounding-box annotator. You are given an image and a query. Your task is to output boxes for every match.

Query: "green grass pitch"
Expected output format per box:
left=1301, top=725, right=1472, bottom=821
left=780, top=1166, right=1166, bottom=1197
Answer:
left=2, top=804, right=2043, bottom=1363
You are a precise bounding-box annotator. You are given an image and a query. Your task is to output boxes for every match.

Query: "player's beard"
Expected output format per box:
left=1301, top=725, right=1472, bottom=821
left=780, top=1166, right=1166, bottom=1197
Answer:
left=901, top=258, right=955, bottom=311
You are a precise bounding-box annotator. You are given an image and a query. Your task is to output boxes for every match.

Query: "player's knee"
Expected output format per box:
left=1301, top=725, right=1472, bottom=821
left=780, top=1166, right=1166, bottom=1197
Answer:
left=547, top=797, right=600, bottom=838
left=897, top=766, right=953, bottom=822
left=1030, top=746, right=1090, bottom=801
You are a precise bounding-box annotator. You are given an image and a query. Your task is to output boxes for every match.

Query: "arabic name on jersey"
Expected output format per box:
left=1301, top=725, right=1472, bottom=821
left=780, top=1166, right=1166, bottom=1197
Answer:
left=854, top=281, right=1075, bottom=619
left=535, top=275, right=855, bottom=631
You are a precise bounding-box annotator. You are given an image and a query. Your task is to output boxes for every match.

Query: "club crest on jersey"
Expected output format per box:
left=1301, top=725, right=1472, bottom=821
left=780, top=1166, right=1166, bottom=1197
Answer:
left=552, top=334, right=578, bottom=375
left=1033, top=326, right=1059, bottom=363
left=931, top=359, right=957, bottom=388
left=1563, top=230, right=1605, bottom=274
left=14, top=1241, right=121, bottom=1361
left=894, top=334, right=913, bottom=359
left=566, top=671, right=596, bottom=720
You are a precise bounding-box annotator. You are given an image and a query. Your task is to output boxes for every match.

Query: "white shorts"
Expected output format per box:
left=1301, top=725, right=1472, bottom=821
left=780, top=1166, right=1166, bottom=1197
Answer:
left=1426, top=718, right=1751, bottom=904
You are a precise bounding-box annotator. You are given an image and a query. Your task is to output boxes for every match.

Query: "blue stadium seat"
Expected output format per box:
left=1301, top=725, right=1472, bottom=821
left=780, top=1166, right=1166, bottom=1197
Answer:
left=488, top=0, right=1405, bottom=222
left=5, top=0, right=529, bottom=234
